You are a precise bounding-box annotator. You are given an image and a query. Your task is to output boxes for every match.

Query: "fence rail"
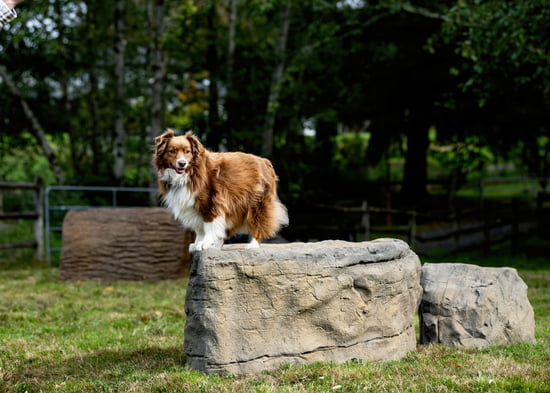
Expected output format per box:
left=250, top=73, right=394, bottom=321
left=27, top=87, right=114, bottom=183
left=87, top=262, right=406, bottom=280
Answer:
left=0, top=177, right=44, bottom=260
left=311, top=197, right=540, bottom=255
left=2, top=177, right=547, bottom=263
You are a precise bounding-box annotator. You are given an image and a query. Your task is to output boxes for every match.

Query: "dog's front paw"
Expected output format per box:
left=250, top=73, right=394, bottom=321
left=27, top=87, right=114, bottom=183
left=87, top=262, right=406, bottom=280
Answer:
left=245, top=238, right=260, bottom=249
left=189, top=240, right=207, bottom=252
left=190, top=237, right=223, bottom=252
left=197, top=238, right=224, bottom=251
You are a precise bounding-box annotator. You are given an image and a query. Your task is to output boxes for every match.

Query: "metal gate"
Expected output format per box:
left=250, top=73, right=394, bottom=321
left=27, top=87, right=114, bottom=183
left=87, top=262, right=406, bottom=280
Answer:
left=44, top=186, right=158, bottom=264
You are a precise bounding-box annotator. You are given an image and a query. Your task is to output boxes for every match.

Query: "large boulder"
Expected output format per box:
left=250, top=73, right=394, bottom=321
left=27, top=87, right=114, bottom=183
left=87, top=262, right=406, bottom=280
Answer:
left=419, top=263, right=536, bottom=348
left=60, top=207, right=193, bottom=281
left=184, top=238, right=423, bottom=374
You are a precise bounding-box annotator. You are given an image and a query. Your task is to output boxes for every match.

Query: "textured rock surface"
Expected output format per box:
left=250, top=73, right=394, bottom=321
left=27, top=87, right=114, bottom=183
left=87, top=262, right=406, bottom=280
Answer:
left=184, top=238, right=422, bottom=374
left=60, top=208, right=193, bottom=281
left=419, top=263, right=535, bottom=348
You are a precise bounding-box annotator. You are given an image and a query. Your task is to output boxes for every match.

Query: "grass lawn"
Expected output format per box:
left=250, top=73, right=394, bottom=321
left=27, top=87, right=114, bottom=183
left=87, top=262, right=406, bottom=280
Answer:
left=0, top=247, right=549, bottom=393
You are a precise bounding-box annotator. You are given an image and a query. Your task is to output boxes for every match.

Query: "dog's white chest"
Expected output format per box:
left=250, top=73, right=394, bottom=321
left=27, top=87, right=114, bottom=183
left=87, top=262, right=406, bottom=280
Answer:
left=163, top=183, right=203, bottom=232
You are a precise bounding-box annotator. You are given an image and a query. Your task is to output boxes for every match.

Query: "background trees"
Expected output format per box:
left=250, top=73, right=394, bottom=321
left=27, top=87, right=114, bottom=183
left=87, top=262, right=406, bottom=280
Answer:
left=1, top=0, right=548, bottom=205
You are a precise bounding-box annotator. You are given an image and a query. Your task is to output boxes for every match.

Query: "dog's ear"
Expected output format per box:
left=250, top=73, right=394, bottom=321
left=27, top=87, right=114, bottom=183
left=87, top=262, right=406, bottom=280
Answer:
left=185, top=131, right=204, bottom=157
left=155, top=130, right=175, bottom=155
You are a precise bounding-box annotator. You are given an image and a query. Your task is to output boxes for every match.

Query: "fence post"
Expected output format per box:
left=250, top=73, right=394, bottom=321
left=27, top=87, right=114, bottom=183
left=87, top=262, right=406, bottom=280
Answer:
left=483, top=206, right=490, bottom=255
left=511, top=198, right=518, bottom=255
left=33, top=177, right=44, bottom=261
left=478, top=178, right=484, bottom=209
left=453, top=207, right=461, bottom=252
left=45, top=186, right=52, bottom=264
left=385, top=192, right=392, bottom=228
left=361, top=200, right=370, bottom=241
left=408, top=211, right=416, bottom=249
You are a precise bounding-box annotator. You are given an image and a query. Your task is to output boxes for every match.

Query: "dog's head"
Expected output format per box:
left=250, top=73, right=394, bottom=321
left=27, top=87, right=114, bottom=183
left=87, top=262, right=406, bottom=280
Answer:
left=154, top=130, right=204, bottom=174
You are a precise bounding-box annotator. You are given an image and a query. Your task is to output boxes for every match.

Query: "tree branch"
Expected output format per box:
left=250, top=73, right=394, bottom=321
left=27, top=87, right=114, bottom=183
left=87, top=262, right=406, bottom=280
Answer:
left=398, top=3, right=451, bottom=23
left=0, top=64, right=64, bottom=184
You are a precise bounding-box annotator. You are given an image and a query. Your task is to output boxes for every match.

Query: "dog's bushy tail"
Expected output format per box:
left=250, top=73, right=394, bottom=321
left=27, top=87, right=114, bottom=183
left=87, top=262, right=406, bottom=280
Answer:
left=248, top=159, right=289, bottom=242
left=275, top=198, right=289, bottom=229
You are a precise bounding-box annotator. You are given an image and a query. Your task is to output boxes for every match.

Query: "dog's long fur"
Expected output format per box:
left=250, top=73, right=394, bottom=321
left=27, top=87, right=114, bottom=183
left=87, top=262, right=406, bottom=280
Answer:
left=153, top=130, right=288, bottom=251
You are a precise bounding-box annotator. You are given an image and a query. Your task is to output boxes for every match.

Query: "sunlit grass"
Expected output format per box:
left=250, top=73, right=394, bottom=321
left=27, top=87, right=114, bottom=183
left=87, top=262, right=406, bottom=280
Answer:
left=0, top=256, right=548, bottom=392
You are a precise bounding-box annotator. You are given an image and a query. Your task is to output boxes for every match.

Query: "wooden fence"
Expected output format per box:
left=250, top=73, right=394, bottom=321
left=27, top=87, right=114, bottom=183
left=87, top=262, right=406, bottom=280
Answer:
left=0, top=177, right=44, bottom=261
left=314, top=197, right=541, bottom=255
left=1, top=176, right=546, bottom=261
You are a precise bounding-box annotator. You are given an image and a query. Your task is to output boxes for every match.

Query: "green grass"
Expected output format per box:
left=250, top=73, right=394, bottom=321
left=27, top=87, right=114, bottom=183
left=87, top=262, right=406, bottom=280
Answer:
left=0, top=256, right=549, bottom=392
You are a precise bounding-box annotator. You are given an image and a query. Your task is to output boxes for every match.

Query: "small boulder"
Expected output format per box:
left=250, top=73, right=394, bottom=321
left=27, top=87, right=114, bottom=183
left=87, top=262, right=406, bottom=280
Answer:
left=419, top=263, right=536, bottom=348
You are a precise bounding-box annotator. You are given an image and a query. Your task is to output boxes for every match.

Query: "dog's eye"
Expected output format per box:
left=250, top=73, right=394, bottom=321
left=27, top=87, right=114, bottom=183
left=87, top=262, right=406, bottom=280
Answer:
left=186, top=149, right=191, bottom=154
left=169, top=149, right=176, bottom=154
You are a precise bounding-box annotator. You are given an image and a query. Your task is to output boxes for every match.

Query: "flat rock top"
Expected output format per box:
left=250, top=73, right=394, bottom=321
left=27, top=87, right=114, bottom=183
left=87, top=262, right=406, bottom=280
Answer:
left=200, top=238, right=411, bottom=264
left=421, top=262, right=526, bottom=289
left=191, top=238, right=416, bottom=283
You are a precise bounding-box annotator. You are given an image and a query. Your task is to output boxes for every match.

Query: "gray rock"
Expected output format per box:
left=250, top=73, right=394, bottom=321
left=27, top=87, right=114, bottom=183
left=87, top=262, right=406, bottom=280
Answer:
left=184, top=238, right=422, bottom=374
left=419, top=263, right=536, bottom=348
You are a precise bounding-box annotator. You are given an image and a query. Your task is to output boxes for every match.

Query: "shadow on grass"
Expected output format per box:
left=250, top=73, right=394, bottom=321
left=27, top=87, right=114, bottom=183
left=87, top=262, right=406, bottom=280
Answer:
left=8, top=346, right=187, bottom=391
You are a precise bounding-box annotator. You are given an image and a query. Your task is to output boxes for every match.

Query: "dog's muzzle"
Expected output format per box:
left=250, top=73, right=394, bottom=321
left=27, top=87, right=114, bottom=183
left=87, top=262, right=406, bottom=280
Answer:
left=176, top=159, right=187, bottom=174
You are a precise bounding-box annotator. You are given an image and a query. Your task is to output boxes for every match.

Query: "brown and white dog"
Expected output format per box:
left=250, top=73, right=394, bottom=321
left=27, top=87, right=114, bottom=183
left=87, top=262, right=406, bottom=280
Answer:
left=153, top=130, right=288, bottom=251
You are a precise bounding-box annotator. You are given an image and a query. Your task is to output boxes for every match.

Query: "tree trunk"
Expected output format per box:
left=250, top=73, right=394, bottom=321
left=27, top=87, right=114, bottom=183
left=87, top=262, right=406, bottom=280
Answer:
left=0, top=175, right=3, bottom=213
left=227, top=0, right=237, bottom=84
left=150, top=0, right=166, bottom=139
left=0, top=65, right=64, bottom=184
left=113, top=0, right=127, bottom=182
left=148, top=0, right=167, bottom=193
left=88, top=65, right=101, bottom=174
left=401, top=110, right=430, bottom=204
left=206, top=1, right=220, bottom=148
left=53, top=1, right=74, bottom=179
left=261, top=1, right=291, bottom=158
left=223, top=0, right=237, bottom=150
left=53, top=1, right=69, bottom=114
left=84, top=2, right=101, bottom=175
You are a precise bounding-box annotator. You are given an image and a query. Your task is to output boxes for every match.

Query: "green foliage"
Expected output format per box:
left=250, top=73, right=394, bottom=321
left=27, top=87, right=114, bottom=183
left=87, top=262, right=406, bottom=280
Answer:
left=520, top=135, right=550, bottom=187
left=332, top=132, right=371, bottom=182
left=1, top=0, right=548, bottom=196
left=431, top=135, right=494, bottom=185
left=439, top=0, right=549, bottom=104
left=0, top=220, right=36, bottom=263
left=0, top=133, right=56, bottom=184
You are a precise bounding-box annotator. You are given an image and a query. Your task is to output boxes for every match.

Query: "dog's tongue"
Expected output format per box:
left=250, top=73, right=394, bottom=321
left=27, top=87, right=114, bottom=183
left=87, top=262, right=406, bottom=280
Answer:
left=176, top=168, right=185, bottom=174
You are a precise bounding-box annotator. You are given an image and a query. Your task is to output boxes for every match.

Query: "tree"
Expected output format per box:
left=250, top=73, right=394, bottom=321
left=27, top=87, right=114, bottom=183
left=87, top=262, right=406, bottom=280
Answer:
left=0, top=65, right=65, bottom=184
left=432, top=0, right=550, bottom=187
left=1, top=0, right=547, bottom=204
left=261, top=0, right=291, bottom=158
left=113, top=0, right=127, bottom=182
left=149, top=0, right=167, bottom=141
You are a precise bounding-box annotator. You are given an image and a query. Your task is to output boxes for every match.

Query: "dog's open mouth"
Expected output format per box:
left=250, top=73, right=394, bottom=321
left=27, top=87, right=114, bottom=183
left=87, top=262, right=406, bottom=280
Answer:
left=175, top=166, right=186, bottom=174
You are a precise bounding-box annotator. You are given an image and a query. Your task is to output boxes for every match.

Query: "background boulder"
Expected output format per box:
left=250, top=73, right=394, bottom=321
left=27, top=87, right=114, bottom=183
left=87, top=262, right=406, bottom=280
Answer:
left=60, top=207, right=193, bottom=281
left=184, top=238, right=422, bottom=374
left=419, top=263, right=535, bottom=348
